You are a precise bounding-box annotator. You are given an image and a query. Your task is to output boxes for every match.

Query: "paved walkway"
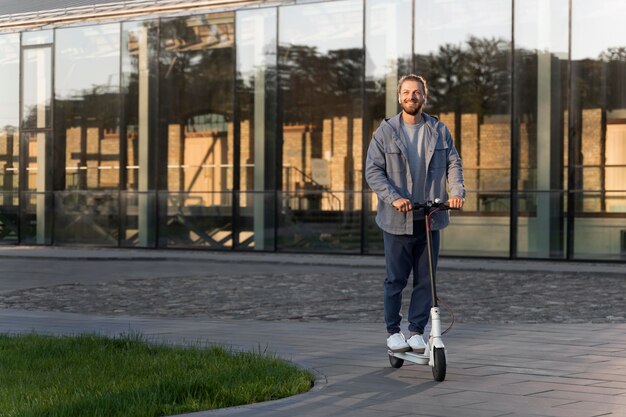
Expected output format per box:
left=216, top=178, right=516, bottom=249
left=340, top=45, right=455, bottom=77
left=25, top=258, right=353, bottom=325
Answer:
left=0, top=246, right=625, bottom=417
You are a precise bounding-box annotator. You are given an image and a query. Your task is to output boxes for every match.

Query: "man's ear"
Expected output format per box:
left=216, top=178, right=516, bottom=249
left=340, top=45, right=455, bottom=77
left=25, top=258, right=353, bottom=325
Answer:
left=398, top=95, right=402, bottom=104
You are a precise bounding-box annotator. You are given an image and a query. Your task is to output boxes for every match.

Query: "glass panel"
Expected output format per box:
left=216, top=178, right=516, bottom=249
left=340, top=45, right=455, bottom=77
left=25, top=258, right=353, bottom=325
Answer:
left=122, top=20, right=158, bottom=247
left=440, top=191, right=509, bottom=258
left=236, top=8, right=278, bottom=250
left=573, top=192, right=626, bottom=260
left=158, top=192, right=233, bottom=249
left=415, top=0, right=511, bottom=256
left=22, top=30, right=53, bottom=45
left=19, top=192, right=51, bottom=245
left=514, top=0, right=568, bottom=258
left=365, top=0, right=412, bottom=122
left=159, top=13, right=234, bottom=250
left=235, top=191, right=275, bottom=250
left=0, top=192, right=18, bottom=242
left=21, top=44, right=53, bottom=245
left=122, top=20, right=157, bottom=191
left=119, top=191, right=156, bottom=247
left=277, top=191, right=362, bottom=253
left=159, top=13, right=235, bottom=194
left=53, top=191, right=119, bottom=246
left=515, top=191, right=566, bottom=258
left=22, top=47, right=51, bottom=130
left=279, top=0, right=363, bottom=253
left=571, top=0, right=626, bottom=260
left=0, top=34, right=19, bottom=242
left=363, top=190, right=383, bottom=254
left=20, top=132, right=53, bottom=245
left=55, top=24, right=121, bottom=191
left=363, top=0, right=412, bottom=254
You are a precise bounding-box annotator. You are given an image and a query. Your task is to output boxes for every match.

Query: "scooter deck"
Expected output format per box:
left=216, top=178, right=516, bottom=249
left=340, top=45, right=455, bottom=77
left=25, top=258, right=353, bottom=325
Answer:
left=388, top=350, right=429, bottom=365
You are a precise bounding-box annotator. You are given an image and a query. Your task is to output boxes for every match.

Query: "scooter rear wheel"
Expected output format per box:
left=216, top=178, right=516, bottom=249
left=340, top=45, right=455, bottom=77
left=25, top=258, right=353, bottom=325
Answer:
left=432, top=347, right=446, bottom=381
left=388, top=354, right=404, bottom=368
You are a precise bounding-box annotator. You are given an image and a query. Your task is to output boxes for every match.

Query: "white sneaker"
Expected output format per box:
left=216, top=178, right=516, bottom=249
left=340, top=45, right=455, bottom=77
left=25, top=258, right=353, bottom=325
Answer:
left=407, top=334, right=427, bottom=353
left=387, top=333, right=410, bottom=353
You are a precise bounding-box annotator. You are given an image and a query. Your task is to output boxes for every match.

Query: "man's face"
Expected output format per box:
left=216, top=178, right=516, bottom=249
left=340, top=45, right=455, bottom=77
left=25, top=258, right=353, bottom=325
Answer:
left=398, top=80, right=426, bottom=116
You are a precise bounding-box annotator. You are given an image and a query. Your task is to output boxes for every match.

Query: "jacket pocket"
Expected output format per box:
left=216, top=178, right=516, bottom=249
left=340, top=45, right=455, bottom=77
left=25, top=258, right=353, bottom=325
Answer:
left=384, top=144, right=405, bottom=173
left=429, top=144, right=448, bottom=169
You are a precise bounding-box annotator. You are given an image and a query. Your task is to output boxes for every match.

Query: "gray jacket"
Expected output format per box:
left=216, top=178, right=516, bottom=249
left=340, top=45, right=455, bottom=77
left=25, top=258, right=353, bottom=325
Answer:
left=365, top=112, right=465, bottom=234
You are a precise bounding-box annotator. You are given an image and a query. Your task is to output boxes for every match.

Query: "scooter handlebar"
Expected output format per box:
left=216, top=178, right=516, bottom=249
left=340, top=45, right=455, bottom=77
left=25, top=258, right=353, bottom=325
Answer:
left=413, top=200, right=459, bottom=211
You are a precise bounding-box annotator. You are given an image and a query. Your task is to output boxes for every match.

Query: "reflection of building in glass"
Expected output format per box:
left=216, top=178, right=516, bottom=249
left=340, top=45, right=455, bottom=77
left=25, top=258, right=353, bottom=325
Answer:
left=0, top=0, right=624, bottom=260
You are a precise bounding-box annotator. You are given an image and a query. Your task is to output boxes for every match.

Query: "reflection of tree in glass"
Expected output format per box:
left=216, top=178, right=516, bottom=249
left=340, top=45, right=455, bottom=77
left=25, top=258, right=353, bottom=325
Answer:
left=235, top=66, right=278, bottom=121
left=568, top=45, right=626, bottom=110
left=599, top=47, right=626, bottom=62
left=279, top=45, right=363, bottom=124
left=21, top=105, right=48, bottom=129
left=416, top=43, right=464, bottom=114
left=159, top=15, right=234, bottom=124
left=598, top=46, right=626, bottom=111
left=417, top=36, right=510, bottom=117
left=55, top=86, right=119, bottom=130
left=364, top=56, right=412, bottom=137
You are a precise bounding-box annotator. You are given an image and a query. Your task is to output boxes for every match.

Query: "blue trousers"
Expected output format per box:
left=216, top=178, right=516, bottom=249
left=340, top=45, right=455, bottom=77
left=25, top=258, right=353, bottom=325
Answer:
left=383, top=221, right=440, bottom=335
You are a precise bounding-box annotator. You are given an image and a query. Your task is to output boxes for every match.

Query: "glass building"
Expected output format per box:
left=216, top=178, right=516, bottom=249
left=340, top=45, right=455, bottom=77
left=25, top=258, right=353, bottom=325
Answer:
left=0, top=0, right=624, bottom=260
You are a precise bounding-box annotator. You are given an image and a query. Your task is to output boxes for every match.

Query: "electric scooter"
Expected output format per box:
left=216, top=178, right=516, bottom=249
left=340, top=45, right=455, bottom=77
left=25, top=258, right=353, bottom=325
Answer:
left=387, top=199, right=454, bottom=382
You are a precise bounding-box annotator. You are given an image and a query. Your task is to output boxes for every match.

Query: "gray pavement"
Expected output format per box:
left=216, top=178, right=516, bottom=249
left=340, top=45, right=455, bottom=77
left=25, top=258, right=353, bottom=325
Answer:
left=0, top=246, right=625, bottom=417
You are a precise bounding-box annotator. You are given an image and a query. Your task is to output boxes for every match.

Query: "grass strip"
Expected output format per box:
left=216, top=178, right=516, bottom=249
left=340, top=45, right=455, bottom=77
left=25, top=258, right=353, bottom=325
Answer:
left=0, top=333, right=314, bottom=417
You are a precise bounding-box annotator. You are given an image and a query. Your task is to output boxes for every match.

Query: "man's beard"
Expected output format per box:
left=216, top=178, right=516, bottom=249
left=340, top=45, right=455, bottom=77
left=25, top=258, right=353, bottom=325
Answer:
left=401, top=100, right=422, bottom=116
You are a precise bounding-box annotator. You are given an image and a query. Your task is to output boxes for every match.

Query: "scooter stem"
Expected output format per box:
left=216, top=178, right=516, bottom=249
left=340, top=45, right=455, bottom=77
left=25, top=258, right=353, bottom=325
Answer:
left=425, top=207, right=438, bottom=308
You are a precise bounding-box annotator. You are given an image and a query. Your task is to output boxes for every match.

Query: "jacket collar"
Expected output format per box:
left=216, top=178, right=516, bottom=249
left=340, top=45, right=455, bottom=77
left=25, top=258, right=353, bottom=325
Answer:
left=385, top=111, right=438, bottom=133
left=385, top=112, right=439, bottom=158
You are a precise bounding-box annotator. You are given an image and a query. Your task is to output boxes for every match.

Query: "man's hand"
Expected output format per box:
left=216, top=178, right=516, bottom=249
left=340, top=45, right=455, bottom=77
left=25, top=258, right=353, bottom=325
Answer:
left=391, top=198, right=413, bottom=212
left=448, top=196, right=464, bottom=209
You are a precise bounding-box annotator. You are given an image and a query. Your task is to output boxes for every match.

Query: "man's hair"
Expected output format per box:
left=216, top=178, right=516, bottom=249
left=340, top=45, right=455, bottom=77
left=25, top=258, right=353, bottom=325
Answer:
left=397, top=74, right=428, bottom=98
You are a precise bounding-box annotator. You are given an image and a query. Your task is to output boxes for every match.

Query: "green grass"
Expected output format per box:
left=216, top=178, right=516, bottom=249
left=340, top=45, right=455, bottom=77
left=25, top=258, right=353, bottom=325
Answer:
left=0, top=333, right=314, bottom=417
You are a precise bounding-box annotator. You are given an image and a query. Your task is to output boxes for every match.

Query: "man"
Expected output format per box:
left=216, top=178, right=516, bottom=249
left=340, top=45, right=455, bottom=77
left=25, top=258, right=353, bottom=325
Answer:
left=365, top=74, right=465, bottom=353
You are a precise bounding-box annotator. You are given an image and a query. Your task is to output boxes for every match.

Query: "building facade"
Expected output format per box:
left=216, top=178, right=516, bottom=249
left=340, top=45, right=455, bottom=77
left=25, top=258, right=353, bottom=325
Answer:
left=0, top=0, right=624, bottom=260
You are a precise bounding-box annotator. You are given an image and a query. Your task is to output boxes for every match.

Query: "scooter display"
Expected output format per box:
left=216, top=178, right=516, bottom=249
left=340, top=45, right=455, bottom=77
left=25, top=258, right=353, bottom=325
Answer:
left=387, top=199, right=455, bottom=382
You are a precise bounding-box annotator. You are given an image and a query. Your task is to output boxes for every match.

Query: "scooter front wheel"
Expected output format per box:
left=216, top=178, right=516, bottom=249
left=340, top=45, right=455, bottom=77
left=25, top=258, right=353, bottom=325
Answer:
left=388, top=354, right=404, bottom=368
left=432, top=348, right=446, bottom=381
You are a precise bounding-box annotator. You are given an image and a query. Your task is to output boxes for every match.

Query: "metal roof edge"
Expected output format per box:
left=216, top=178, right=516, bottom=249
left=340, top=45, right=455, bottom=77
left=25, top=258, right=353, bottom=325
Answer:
left=0, top=0, right=278, bottom=31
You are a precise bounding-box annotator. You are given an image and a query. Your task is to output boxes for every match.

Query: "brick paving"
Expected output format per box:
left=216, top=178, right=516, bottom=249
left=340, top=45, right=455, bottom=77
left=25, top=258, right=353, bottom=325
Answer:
left=0, top=267, right=624, bottom=325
